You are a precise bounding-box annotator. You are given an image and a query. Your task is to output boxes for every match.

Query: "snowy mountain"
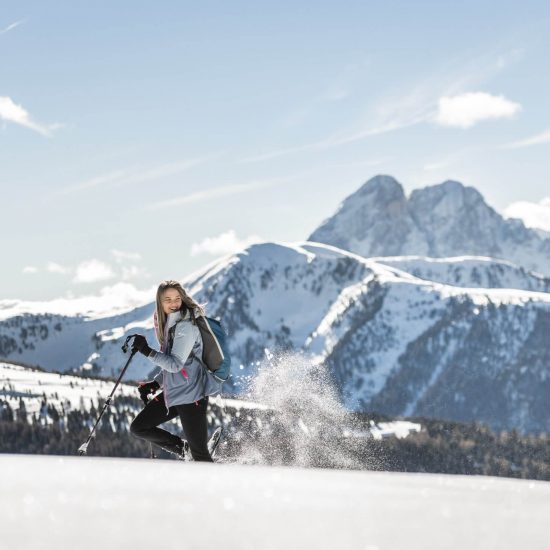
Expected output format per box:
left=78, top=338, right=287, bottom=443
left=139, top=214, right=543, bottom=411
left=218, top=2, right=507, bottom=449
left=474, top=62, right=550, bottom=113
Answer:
left=309, top=175, right=550, bottom=276
left=2, top=242, right=550, bottom=433
left=0, top=302, right=157, bottom=379
left=191, top=243, right=550, bottom=432
left=3, top=177, right=550, bottom=434
left=371, top=255, right=550, bottom=292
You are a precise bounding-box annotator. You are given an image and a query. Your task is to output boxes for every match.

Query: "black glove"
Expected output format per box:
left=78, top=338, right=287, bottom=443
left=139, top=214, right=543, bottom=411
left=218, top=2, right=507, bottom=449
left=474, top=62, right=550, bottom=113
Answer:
left=132, top=334, right=153, bottom=357
left=138, top=380, right=160, bottom=402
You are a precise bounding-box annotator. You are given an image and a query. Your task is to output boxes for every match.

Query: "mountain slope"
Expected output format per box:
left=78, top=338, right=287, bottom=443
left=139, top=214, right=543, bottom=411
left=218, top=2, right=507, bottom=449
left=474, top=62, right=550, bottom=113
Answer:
left=371, top=256, right=550, bottom=292
left=2, top=242, right=550, bottom=432
left=188, top=243, right=550, bottom=432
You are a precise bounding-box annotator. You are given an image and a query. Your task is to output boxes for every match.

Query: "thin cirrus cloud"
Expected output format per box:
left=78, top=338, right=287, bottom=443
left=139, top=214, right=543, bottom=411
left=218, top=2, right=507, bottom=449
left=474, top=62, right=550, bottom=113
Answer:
left=0, top=19, right=24, bottom=35
left=500, top=129, right=550, bottom=150
left=434, top=92, right=522, bottom=129
left=145, top=180, right=277, bottom=211
left=59, top=156, right=213, bottom=195
left=190, top=230, right=262, bottom=257
left=239, top=110, right=429, bottom=164
left=0, top=96, right=56, bottom=137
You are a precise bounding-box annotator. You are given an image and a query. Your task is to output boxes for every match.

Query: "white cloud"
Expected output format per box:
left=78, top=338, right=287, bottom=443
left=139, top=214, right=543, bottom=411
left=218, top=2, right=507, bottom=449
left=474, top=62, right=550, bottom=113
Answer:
left=435, top=92, right=521, bottom=129
left=504, top=198, right=550, bottom=233
left=22, top=254, right=148, bottom=283
left=73, top=259, right=116, bottom=284
left=147, top=180, right=275, bottom=210
left=500, top=129, right=550, bottom=150
left=110, top=249, right=142, bottom=263
left=47, top=262, right=71, bottom=275
left=190, top=230, right=262, bottom=257
left=0, top=96, right=55, bottom=136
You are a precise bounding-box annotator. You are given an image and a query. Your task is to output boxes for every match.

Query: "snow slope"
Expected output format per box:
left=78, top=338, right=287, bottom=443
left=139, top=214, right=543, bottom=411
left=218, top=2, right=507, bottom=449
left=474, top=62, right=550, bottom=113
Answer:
left=372, top=255, right=550, bottom=292
left=0, top=361, right=137, bottom=421
left=1, top=454, right=549, bottom=550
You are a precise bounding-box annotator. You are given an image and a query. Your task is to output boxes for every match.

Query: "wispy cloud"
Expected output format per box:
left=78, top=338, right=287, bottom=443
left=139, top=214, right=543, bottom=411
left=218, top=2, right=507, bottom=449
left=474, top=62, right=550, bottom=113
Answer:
left=145, top=180, right=276, bottom=210
left=23, top=261, right=71, bottom=276
left=422, top=143, right=497, bottom=173
left=239, top=111, right=428, bottom=163
left=326, top=157, right=392, bottom=170
left=110, top=249, right=142, bottom=263
left=59, top=156, right=214, bottom=194
left=0, top=96, right=55, bottom=136
left=190, top=230, right=262, bottom=257
left=47, top=262, right=71, bottom=275
left=500, top=129, right=550, bottom=150
left=109, top=249, right=149, bottom=280
left=434, top=92, right=521, bottom=128
left=0, top=19, right=24, bottom=35
left=21, top=252, right=148, bottom=283
left=278, top=60, right=369, bottom=130
left=423, top=160, right=454, bottom=172
left=240, top=47, right=525, bottom=164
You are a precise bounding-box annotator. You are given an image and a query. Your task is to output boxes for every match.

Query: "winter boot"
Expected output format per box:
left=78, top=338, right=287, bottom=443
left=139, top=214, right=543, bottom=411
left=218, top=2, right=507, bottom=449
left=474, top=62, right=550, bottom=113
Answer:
left=163, top=437, right=189, bottom=460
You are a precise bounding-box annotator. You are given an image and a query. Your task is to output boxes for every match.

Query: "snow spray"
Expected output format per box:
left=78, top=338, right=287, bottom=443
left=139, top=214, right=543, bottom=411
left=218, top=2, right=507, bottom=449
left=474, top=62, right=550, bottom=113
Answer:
left=217, top=350, right=382, bottom=470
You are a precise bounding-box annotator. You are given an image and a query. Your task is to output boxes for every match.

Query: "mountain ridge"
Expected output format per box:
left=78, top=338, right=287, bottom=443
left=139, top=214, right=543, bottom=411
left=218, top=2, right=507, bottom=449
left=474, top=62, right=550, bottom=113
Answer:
left=309, top=174, right=550, bottom=275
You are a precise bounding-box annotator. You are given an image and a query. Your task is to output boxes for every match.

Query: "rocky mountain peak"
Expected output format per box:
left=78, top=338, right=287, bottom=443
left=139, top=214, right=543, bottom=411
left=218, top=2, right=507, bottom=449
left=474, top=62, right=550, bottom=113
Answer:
left=355, top=174, right=404, bottom=198
left=409, top=180, right=486, bottom=213
left=308, top=175, right=550, bottom=275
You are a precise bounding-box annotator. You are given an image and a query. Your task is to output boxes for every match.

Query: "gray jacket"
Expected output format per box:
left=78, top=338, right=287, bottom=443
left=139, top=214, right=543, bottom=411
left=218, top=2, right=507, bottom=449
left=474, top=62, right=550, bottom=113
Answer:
left=147, top=310, right=221, bottom=410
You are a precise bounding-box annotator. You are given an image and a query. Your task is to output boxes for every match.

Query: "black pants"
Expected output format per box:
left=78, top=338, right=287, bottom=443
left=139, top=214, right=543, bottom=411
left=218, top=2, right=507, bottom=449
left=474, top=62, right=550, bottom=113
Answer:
left=130, top=394, right=213, bottom=462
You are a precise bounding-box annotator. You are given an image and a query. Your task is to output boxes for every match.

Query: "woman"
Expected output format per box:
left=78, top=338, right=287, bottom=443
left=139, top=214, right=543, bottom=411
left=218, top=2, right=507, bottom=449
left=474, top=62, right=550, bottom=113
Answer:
left=130, top=280, right=222, bottom=462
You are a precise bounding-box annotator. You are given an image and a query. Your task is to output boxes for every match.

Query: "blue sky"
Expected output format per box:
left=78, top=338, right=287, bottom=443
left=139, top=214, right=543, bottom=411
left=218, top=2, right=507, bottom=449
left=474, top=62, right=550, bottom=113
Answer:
left=2, top=1, right=550, bottom=301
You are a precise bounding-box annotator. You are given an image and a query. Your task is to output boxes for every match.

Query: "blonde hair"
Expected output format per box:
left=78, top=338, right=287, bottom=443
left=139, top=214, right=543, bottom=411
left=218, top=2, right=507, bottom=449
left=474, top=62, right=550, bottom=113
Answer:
left=154, top=280, right=205, bottom=346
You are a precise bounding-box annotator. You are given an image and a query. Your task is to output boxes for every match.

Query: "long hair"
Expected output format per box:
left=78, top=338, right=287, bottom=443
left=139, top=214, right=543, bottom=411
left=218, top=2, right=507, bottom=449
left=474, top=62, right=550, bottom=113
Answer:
left=153, top=280, right=205, bottom=348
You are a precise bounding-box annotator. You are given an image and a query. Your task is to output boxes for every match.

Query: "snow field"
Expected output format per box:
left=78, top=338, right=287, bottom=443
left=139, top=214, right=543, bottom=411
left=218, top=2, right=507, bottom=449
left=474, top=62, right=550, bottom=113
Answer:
left=1, top=454, right=549, bottom=550
left=0, top=362, right=137, bottom=420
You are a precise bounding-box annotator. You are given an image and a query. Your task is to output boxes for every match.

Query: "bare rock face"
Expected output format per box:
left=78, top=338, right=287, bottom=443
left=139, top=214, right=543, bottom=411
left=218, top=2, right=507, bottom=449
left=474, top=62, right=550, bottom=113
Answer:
left=309, top=175, right=550, bottom=276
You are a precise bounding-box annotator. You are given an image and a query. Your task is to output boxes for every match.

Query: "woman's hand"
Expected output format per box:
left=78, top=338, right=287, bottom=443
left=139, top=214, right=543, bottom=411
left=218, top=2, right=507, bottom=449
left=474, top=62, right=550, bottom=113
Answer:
left=132, top=335, right=153, bottom=357
left=137, top=380, right=160, bottom=402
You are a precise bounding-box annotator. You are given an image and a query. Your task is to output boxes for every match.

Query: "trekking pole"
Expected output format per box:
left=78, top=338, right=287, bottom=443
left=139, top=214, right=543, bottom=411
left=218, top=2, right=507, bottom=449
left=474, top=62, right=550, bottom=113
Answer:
left=78, top=334, right=140, bottom=456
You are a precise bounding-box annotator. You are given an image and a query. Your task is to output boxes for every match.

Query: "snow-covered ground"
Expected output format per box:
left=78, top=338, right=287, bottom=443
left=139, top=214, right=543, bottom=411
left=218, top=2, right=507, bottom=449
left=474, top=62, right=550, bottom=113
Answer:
left=1, top=454, right=549, bottom=550
left=0, top=361, right=137, bottom=420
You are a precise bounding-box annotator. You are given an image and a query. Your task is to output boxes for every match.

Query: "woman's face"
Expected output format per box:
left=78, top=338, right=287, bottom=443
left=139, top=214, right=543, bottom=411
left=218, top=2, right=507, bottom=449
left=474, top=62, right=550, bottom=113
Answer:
left=161, top=288, right=183, bottom=315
